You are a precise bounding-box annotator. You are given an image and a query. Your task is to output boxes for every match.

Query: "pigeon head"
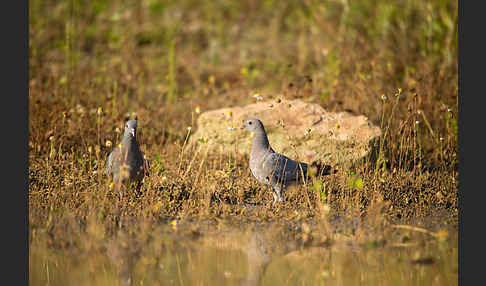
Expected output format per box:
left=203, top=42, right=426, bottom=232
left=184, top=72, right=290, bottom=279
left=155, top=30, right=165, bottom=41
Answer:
left=124, top=120, right=138, bottom=138
left=243, top=118, right=265, bottom=133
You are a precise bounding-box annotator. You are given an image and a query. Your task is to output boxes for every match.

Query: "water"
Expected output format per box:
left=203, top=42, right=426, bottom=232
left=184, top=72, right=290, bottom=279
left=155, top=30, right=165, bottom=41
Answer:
left=29, top=212, right=458, bottom=286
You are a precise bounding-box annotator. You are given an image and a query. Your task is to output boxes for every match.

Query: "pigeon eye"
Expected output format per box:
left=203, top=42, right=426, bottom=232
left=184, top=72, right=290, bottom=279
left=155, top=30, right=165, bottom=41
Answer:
left=248, top=121, right=252, bottom=125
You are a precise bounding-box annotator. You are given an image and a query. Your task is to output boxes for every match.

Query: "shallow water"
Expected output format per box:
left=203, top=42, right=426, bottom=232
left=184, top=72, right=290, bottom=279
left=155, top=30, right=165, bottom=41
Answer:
left=30, top=212, right=458, bottom=286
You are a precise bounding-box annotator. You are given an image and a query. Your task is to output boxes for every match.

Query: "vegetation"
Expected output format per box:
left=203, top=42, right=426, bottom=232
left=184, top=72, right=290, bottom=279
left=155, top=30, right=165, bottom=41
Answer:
left=29, top=0, right=458, bottom=284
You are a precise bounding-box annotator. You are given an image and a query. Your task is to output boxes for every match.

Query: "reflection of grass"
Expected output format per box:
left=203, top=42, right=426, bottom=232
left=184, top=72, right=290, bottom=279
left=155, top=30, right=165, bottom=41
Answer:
left=29, top=219, right=458, bottom=285
left=29, top=0, right=457, bottom=284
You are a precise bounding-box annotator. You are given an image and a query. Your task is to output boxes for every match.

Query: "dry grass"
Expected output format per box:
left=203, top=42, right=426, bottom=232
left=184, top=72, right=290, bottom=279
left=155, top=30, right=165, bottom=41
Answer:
left=29, top=0, right=458, bottom=284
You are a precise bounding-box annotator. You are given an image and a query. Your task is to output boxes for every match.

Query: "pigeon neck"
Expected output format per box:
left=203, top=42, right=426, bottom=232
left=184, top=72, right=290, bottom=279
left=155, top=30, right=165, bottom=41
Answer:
left=122, top=135, right=137, bottom=144
left=252, top=130, right=272, bottom=153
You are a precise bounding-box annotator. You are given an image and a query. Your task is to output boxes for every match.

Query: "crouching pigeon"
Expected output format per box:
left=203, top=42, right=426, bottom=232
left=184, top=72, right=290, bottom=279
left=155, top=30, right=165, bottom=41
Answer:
left=105, top=120, right=148, bottom=198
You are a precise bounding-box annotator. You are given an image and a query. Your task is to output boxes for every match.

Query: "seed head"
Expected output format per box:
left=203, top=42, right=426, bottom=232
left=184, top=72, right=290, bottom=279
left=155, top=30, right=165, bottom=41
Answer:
left=198, top=137, right=209, bottom=143
left=253, top=92, right=263, bottom=101
left=225, top=110, right=233, bottom=119
left=170, top=219, right=178, bottom=230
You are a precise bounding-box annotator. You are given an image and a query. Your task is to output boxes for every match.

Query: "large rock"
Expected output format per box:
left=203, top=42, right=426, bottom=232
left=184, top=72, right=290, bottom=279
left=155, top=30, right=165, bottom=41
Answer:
left=189, top=99, right=381, bottom=166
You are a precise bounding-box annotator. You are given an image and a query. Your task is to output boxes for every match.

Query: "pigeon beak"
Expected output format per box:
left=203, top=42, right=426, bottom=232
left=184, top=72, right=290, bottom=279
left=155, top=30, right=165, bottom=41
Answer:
left=129, top=128, right=135, bottom=137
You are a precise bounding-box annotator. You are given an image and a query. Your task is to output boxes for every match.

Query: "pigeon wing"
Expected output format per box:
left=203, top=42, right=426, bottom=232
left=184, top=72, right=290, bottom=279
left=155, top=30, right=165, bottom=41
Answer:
left=105, top=150, right=115, bottom=175
left=105, top=145, right=122, bottom=176
left=264, top=152, right=308, bottom=185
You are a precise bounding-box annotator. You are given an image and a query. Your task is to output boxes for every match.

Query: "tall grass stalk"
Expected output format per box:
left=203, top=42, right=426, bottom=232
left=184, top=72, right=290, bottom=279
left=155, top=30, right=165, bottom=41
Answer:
left=167, top=38, right=177, bottom=104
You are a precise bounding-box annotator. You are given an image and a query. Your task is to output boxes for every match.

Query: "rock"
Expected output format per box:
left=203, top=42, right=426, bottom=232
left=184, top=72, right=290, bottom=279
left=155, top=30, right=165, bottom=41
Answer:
left=189, top=99, right=381, bottom=166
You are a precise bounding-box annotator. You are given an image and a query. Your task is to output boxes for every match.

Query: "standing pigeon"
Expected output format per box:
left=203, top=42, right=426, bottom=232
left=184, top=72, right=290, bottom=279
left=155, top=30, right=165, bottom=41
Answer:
left=243, top=118, right=331, bottom=203
left=105, top=120, right=147, bottom=198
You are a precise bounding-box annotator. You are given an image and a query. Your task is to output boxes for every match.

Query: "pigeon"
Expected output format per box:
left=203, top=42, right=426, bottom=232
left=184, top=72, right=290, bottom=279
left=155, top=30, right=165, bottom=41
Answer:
left=243, top=118, right=331, bottom=203
left=105, top=120, right=147, bottom=197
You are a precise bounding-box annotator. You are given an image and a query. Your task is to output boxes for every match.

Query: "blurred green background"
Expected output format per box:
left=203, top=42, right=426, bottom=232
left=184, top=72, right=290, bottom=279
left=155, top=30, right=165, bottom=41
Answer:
left=29, top=0, right=458, bottom=166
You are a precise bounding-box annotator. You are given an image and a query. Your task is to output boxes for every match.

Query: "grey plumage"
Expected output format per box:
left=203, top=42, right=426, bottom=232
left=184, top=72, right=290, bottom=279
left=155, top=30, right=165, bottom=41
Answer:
left=105, top=120, right=147, bottom=196
left=243, top=118, right=330, bottom=203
